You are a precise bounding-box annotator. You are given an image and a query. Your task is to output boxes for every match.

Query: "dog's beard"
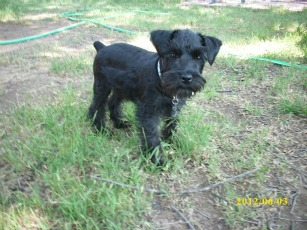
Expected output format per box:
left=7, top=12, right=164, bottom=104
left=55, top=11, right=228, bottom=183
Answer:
left=161, top=72, right=206, bottom=98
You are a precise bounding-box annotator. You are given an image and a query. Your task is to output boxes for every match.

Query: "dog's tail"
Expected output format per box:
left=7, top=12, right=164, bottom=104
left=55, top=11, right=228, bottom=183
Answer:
left=93, top=41, right=105, bottom=52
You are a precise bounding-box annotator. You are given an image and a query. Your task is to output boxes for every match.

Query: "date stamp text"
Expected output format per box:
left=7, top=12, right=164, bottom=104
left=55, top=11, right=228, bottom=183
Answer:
left=236, top=198, right=288, bottom=206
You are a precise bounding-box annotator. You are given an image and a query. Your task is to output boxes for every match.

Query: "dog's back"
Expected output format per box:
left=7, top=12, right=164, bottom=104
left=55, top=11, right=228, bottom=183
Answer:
left=93, top=42, right=157, bottom=72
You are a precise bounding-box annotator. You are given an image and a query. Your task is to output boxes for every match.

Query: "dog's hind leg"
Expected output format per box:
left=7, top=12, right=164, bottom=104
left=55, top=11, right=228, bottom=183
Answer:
left=108, top=93, right=130, bottom=129
left=88, top=76, right=111, bottom=132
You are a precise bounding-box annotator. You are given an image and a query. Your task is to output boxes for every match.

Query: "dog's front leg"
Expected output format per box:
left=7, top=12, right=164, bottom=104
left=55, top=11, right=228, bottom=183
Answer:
left=161, top=97, right=183, bottom=142
left=136, top=108, right=164, bottom=165
left=161, top=117, right=178, bottom=142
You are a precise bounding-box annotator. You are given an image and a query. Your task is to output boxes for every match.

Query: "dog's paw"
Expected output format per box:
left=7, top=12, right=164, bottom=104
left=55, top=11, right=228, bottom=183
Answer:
left=150, top=153, right=165, bottom=166
left=114, top=120, right=131, bottom=129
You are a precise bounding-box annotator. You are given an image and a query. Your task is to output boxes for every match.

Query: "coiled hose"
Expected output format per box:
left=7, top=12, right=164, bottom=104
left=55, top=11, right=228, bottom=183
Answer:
left=1, top=9, right=306, bottom=69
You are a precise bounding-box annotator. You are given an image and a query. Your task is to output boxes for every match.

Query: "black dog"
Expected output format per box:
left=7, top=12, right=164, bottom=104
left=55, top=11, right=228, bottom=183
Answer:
left=89, top=29, right=222, bottom=165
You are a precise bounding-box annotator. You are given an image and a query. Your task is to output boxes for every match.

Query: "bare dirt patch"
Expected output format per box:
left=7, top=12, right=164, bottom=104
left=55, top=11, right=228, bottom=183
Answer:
left=0, top=19, right=126, bottom=111
left=197, top=64, right=307, bottom=229
left=182, top=0, right=307, bottom=12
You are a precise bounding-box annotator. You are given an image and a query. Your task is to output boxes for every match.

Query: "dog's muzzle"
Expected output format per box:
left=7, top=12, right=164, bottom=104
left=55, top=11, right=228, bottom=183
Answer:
left=181, top=73, right=193, bottom=84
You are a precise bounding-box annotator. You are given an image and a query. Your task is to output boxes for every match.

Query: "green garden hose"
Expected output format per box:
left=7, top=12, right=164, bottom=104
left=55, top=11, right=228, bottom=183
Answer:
left=0, top=8, right=137, bottom=45
left=0, top=21, right=85, bottom=45
left=248, top=56, right=306, bottom=69
left=0, top=9, right=306, bottom=69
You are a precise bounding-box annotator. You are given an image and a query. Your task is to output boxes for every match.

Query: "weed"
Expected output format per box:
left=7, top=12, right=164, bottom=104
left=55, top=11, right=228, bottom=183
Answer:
left=277, top=97, right=307, bottom=116
left=296, top=22, right=307, bottom=63
left=243, top=101, right=263, bottom=116
left=50, top=55, right=91, bottom=76
left=0, top=0, right=22, bottom=21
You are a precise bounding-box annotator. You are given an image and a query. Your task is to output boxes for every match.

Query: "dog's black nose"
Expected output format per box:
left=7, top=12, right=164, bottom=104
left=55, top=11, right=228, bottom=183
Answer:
left=181, top=74, right=193, bottom=84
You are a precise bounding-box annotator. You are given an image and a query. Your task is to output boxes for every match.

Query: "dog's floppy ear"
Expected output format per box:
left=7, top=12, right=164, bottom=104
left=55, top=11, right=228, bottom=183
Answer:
left=199, top=34, right=222, bottom=65
left=150, top=30, right=178, bottom=55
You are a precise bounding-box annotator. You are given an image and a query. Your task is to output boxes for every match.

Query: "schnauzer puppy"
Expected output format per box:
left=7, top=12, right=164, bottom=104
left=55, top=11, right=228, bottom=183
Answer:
left=89, top=29, right=222, bottom=165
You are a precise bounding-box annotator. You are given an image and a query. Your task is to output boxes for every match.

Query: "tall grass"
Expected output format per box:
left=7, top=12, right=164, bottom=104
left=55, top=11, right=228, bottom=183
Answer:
left=0, top=0, right=22, bottom=20
left=1, top=88, right=151, bottom=228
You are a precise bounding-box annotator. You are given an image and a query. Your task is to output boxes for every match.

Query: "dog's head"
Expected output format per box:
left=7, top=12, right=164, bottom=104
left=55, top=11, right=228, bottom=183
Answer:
left=150, top=29, right=222, bottom=98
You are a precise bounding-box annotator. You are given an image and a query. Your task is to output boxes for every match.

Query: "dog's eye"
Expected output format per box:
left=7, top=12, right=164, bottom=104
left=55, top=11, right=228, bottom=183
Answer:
left=193, top=52, right=203, bottom=60
left=193, top=54, right=202, bottom=60
left=169, top=52, right=177, bottom=58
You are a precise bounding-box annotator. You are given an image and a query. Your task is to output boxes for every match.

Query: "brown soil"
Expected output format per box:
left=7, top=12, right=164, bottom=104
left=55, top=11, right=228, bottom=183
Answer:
left=182, top=0, right=307, bottom=11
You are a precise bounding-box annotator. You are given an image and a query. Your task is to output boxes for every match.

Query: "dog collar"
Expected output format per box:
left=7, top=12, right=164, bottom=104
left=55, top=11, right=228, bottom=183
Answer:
left=156, top=59, right=179, bottom=117
left=157, top=59, right=162, bottom=78
left=172, top=95, right=179, bottom=117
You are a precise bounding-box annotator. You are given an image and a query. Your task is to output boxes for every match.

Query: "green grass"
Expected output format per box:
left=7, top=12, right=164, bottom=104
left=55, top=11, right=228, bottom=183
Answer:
left=1, top=0, right=307, bottom=229
left=0, top=88, right=215, bottom=228
left=243, top=101, right=264, bottom=116
left=0, top=0, right=22, bottom=21
left=1, top=88, right=151, bottom=228
left=271, top=66, right=307, bottom=116
left=50, top=55, right=91, bottom=76
left=277, top=97, right=307, bottom=116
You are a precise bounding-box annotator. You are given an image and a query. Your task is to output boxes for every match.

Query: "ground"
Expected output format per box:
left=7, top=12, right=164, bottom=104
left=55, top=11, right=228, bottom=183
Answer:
left=182, top=0, right=307, bottom=11
left=0, top=2, right=306, bottom=230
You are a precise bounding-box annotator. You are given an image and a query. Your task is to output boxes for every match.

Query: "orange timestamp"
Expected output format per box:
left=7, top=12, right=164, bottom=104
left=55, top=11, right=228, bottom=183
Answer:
left=236, top=197, right=288, bottom=206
